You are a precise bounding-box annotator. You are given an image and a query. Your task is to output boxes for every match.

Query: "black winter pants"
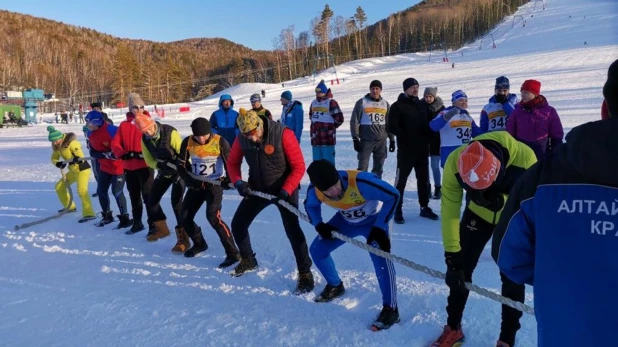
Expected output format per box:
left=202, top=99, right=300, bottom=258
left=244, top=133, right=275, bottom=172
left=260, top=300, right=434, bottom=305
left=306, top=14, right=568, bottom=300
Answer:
left=231, top=189, right=312, bottom=273
left=148, top=172, right=185, bottom=225
left=181, top=186, right=238, bottom=257
left=394, top=153, right=430, bottom=211
left=446, top=208, right=525, bottom=347
left=125, top=168, right=154, bottom=223
left=96, top=170, right=128, bottom=215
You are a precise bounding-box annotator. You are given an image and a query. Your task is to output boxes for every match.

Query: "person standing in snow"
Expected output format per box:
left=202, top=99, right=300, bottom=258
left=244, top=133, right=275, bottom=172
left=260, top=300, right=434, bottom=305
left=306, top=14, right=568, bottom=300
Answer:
left=309, top=79, right=344, bottom=165
left=209, top=94, right=240, bottom=146
left=249, top=93, right=272, bottom=120
left=85, top=110, right=129, bottom=228
left=175, top=117, right=241, bottom=268
left=47, top=126, right=96, bottom=223
left=305, top=160, right=400, bottom=331
left=431, top=131, right=537, bottom=347
left=430, top=90, right=482, bottom=168
left=506, top=79, right=564, bottom=159
left=492, top=58, right=618, bottom=347
left=387, top=78, right=438, bottom=223
left=111, top=95, right=155, bottom=234
left=226, top=108, right=314, bottom=294
left=424, top=87, right=445, bottom=200
left=480, top=76, right=518, bottom=133
left=350, top=80, right=394, bottom=179
left=134, top=114, right=191, bottom=254
left=279, top=90, right=303, bottom=143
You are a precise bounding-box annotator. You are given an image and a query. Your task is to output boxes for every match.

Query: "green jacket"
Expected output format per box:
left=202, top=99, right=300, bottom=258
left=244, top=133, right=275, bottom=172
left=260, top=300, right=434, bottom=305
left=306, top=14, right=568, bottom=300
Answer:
left=441, top=131, right=537, bottom=252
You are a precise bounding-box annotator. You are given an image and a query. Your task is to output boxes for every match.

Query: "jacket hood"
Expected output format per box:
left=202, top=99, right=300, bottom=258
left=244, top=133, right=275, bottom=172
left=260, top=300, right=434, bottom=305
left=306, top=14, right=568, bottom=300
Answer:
left=563, top=118, right=618, bottom=186
left=219, top=94, right=234, bottom=109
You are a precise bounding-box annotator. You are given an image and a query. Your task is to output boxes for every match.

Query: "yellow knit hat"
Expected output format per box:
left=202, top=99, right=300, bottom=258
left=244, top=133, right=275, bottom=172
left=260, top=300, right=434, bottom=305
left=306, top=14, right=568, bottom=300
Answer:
left=237, top=107, right=263, bottom=133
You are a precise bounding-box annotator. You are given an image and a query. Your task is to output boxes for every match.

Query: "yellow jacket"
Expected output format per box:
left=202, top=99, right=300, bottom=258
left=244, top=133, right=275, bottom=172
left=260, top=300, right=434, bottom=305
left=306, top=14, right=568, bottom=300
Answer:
left=441, top=131, right=537, bottom=252
left=50, top=133, right=88, bottom=175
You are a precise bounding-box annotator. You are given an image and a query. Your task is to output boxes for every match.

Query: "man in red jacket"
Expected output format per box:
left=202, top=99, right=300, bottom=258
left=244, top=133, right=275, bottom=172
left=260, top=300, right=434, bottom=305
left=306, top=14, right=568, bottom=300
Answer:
left=227, top=108, right=314, bottom=294
left=111, top=97, right=156, bottom=234
left=85, top=110, right=129, bottom=228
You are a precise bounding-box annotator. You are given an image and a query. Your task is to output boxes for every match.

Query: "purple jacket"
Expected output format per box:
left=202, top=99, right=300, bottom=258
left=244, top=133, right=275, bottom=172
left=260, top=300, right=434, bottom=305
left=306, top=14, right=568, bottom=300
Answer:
left=506, top=95, right=564, bottom=159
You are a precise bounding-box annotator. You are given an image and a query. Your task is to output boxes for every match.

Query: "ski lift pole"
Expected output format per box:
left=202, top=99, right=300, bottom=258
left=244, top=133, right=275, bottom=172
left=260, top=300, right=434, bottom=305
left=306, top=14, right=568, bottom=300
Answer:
left=14, top=168, right=74, bottom=231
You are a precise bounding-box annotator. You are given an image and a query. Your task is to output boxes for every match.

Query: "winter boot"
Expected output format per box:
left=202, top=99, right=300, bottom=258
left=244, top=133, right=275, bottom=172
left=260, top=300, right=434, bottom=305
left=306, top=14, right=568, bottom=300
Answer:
left=147, top=220, right=171, bottom=241
left=433, top=186, right=442, bottom=200
left=184, top=229, right=208, bottom=258
left=59, top=207, right=77, bottom=213
left=294, top=271, right=315, bottom=295
left=218, top=254, right=241, bottom=268
left=95, top=211, right=114, bottom=227
left=125, top=219, right=145, bottom=235
left=431, top=325, right=465, bottom=347
left=420, top=207, right=439, bottom=220
left=78, top=215, right=97, bottom=223
left=171, top=226, right=191, bottom=253
left=115, top=214, right=133, bottom=229
left=394, top=210, right=405, bottom=224
left=314, top=282, right=345, bottom=302
left=371, top=306, right=400, bottom=331
left=231, top=254, right=258, bottom=277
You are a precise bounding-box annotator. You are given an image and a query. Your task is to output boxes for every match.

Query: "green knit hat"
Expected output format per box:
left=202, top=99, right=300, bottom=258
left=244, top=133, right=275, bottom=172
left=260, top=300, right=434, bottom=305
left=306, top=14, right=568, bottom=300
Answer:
left=47, top=126, right=63, bottom=142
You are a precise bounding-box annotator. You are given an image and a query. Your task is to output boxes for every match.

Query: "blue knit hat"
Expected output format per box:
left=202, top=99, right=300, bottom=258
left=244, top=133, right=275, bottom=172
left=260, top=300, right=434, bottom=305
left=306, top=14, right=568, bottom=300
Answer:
left=451, top=90, right=468, bottom=103
left=315, top=80, right=328, bottom=94
left=495, top=76, right=510, bottom=90
left=47, top=126, right=63, bottom=142
left=249, top=93, right=261, bottom=103
left=85, top=110, right=104, bottom=126
left=281, top=90, right=292, bottom=101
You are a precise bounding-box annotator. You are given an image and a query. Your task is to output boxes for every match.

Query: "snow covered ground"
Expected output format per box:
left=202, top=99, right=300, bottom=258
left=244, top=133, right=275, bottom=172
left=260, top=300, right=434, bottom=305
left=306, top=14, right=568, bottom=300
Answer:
left=0, top=0, right=616, bottom=346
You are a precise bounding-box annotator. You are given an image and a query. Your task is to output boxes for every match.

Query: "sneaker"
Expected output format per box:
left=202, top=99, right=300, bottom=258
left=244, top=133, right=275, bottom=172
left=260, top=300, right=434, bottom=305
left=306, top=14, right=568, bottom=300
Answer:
left=231, top=255, right=258, bottom=277
left=394, top=211, right=405, bottom=224
left=294, top=271, right=315, bottom=295
left=95, top=211, right=114, bottom=227
left=218, top=254, right=241, bottom=268
left=371, top=306, right=400, bottom=331
left=433, top=186, right=442, bottom=200
left=420, top=207, right=439, bottom=220
left=431, top=325, right=465, bottom=347
left=125, top=220, right=145, bottom=235
left=115, top=214, right=133, bottom=229
left=78, top=215, right=97, bottom=223
left=496, top=341, right=510, bottom=347
left=314, top=282, right=345, bottom=302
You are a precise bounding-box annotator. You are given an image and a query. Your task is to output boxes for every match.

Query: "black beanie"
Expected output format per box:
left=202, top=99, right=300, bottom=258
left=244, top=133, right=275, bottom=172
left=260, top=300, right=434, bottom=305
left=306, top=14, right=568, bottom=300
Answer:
left=370, top=80, right=382, bottom=90
left=603, top=58, right=618, bottom=118
left=403, top=78, right=419, bottom=91
left=191, top=117, right=211, bottom=136
left=307, top=159, right=341, bottom=191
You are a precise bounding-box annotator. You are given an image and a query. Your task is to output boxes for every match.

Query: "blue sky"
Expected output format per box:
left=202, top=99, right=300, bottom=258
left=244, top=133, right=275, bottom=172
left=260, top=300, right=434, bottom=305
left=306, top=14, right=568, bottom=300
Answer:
left=0, top=0, right=419, bottom=50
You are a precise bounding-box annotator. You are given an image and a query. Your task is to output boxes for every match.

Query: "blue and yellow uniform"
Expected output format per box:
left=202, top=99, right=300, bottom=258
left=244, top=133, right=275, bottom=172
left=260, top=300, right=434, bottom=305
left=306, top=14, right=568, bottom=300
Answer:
left=304, top=170, right=399, bottom=308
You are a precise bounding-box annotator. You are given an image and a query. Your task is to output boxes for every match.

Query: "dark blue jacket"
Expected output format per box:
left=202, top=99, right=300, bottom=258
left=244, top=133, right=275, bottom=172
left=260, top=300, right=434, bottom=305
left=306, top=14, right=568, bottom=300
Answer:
left=493, top=118, right=618, bottom=346
left=210, top=94, right=239, bottom=146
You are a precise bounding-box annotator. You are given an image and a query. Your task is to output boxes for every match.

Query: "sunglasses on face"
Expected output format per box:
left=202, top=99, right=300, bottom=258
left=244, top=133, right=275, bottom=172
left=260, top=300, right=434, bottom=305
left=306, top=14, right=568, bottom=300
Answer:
left=242, top=128, right=259, bottom=137
left=132, top=106, right=144, bottom=110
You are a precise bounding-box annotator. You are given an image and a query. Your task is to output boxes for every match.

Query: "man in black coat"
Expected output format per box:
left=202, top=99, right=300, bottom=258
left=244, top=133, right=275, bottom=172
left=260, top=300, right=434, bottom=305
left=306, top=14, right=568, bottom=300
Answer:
left=387, top=78, right=439, bottom=223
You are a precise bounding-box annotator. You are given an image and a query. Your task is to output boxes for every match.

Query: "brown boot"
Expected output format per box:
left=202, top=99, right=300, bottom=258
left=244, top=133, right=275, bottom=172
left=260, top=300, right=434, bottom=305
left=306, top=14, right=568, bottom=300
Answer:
left=147, top=220, right=171, bottom=242
left=171, top=226, right=190, bottom=253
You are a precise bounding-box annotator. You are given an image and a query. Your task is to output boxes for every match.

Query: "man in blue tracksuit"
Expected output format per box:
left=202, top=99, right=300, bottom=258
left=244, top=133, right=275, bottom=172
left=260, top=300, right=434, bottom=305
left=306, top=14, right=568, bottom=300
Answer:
left=209, top=94, right=239, bottom=146
left=279, top=90, right=303, bottom=142
left=304, top=159, right=400, bottom=331
left=493, top=59, right=618, bottom=346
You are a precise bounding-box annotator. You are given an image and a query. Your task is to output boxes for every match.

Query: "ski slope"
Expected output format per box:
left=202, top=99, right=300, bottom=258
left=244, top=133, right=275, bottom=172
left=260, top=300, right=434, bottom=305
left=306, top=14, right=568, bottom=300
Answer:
left=1, top=0, right=617, bottom=346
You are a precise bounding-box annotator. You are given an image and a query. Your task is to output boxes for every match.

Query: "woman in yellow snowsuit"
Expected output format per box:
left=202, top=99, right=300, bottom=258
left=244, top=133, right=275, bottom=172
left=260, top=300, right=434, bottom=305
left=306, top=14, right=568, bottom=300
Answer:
left=48, top=126, right=96, bottom=223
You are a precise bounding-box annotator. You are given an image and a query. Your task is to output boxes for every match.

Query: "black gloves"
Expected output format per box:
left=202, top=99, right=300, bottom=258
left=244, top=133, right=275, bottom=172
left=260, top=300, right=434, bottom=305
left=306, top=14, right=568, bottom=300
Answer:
left=55, top=161, right=67, bottom=169
left=315, top=222, right=337, bottom=240
left=102, top=151, right=115, bottom=159
left=156, top=161, right=169, bottom=170
left=367, top=227, right=391, bottom=253
left=235, top=181, right=250, bottom=197
left=271, top=190, right=289, bottom=203
left=445, top=251, right=466, bottom=292
left=220, top=177, right=233, bottom=190
left=70, top=157, right=81, bottom=165
left=468, top=189, right=505, bottom=212
left=121, top=152, right=144, bottom=160
left=388, top=141, right=396, bottom=153
left=353, top=138, right=361, bottom=152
